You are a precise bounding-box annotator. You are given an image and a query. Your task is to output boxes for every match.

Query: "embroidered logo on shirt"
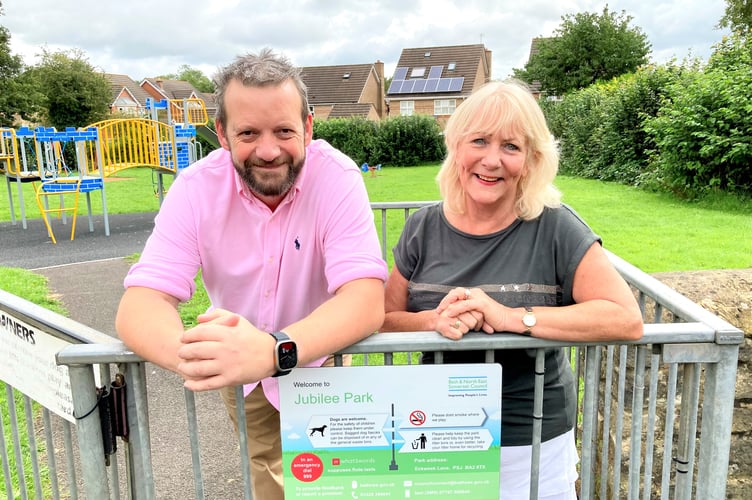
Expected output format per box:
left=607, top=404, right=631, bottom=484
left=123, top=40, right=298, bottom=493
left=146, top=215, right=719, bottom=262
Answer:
left=294, top=237, right=301, bottom=250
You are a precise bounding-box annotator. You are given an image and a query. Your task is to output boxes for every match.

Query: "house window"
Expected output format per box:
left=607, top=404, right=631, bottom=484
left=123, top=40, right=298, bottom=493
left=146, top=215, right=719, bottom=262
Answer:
left=410, top=67, right=425, bottom=78
left=400, top=101, right=414, bottom=116
left=447, top=62, right=456, bottom=71
left=434, top=99, right=456, bottom=115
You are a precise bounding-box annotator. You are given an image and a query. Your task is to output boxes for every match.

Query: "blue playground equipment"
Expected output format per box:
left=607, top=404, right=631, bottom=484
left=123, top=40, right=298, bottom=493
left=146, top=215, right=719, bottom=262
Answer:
left=0, top=97, right=209, bottom=243
left=361, top=162, right=382, bottom=177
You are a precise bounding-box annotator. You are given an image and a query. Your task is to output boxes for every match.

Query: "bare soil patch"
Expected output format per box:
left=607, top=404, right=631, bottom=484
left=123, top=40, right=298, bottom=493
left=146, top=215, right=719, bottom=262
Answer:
left=652, top=268, right=752, bottom=498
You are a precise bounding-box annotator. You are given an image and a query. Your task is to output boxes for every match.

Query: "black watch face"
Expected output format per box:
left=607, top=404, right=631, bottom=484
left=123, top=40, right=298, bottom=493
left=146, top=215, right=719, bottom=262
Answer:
left=277, top=340, right=298, bottom=370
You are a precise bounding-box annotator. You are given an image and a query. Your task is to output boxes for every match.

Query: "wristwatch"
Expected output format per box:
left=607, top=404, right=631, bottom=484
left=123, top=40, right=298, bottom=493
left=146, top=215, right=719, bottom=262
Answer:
left=522, top=306, right=537, bottom=335
left=269, top=331, right=298, bottom=377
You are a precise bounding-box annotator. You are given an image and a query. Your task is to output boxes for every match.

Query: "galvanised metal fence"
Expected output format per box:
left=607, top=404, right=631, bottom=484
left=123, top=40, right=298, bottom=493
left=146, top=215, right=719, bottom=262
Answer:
left=1, top=202, right=744, bottom=499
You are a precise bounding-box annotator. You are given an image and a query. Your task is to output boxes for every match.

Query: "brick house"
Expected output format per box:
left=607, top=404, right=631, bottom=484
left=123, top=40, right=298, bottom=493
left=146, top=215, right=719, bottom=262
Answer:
left=385, top=44, right=492, bottom=128
left=105, top=73, right=152, bottom=116
left=140, top=78, right=217, bottom=118
left=300, top=61, right=386, bottom=120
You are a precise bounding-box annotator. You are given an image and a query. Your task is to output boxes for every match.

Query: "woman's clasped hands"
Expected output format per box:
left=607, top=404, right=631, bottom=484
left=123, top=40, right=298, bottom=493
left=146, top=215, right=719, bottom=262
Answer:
left=436, top=288, right=492, bottom=340
left=436, top=287, right=509, bottom=340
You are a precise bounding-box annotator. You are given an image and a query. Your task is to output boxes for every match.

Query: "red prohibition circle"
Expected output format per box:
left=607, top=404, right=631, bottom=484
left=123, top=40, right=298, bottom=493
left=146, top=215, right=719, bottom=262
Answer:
left=409, top=410, right=426, bottom=426
left=291, top=452, right=324, bottom=482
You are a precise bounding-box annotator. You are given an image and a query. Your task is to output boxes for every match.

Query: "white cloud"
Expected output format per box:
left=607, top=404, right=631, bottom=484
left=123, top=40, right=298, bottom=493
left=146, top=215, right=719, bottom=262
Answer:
left=2, top=0, right=730, bottom=81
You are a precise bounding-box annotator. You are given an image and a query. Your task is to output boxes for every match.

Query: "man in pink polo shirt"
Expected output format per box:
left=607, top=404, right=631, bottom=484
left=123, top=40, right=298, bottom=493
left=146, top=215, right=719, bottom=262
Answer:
left=116, top=48, right=387, bottom=499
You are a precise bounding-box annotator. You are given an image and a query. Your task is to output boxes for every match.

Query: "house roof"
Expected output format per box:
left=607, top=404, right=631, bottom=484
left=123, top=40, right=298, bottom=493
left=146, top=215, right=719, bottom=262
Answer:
left=327, top=103, right=373, bottom=119
left=105, top=73, right=152, bottom=106
left=199, top=92, right=217, bottom=112
left=142, top=78, right=201, bottom=100
left=387, top=44, right=490, bottom=98
left=300, top=64, right=374, bottom=105
left=525, top=38, right=549, bottom=94
left=528, top=37, right=548, bottom=59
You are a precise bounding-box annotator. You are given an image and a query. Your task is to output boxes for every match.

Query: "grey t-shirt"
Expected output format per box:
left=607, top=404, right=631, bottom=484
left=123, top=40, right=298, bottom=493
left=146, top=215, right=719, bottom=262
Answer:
left=393, top=202, right=600, bottom=446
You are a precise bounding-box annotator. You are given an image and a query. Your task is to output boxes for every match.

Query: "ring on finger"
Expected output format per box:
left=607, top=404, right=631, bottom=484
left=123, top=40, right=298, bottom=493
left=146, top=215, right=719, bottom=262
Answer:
left=464, top=288, right=471, bottom=299
left=453, top=320, right=462, bottom=329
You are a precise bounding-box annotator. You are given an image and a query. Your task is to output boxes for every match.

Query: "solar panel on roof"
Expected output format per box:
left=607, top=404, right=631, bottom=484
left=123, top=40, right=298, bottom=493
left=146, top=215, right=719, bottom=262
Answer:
left=425, top=79, right=439, bottom=92
left=448, top=77, right=464, bottom=92
left=389, top=73, right=464, bottom=94
left=393, top=67, right=408, bottom=80
left=428, top=66, right=443, bottom=79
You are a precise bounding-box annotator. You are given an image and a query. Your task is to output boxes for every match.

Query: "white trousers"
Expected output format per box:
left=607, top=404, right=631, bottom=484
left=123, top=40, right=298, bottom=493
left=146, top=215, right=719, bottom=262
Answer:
left=500, top=429, right=579, bottom=500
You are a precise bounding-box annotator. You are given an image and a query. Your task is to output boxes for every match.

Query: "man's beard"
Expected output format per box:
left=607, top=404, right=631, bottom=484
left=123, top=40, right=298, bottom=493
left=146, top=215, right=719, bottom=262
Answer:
left=234, top=153, right=305, bottom=197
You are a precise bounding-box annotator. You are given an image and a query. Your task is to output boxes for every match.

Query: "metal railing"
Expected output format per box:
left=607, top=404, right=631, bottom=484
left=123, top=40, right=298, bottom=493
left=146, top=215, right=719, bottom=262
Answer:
left=0, top=202, right=744, bottom=499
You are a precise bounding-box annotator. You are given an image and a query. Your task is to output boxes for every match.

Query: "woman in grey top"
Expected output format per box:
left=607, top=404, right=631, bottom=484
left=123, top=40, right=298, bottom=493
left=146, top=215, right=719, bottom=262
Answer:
left=381, top=80, right=643, bottom=500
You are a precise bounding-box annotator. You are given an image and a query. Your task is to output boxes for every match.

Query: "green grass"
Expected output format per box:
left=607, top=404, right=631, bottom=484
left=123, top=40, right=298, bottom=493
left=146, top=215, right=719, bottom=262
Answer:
left=2, top=167, right=175, bottom=221
left=179, top=270, right=209, bottom=329
left=364, top=165, right=442, bottom=202
left=5, top=166, right=752, bottom=333
left=555, top=176, right=752, bottom=272
left=364, top=166, right=752, bottom=273
left=0, top=268, right=64, bottom=499
left=5, top=164, right=749, bottom=272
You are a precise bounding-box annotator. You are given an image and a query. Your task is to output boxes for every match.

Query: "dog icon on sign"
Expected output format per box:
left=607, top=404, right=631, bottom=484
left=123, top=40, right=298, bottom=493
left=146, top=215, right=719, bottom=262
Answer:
left=309, top=424, right=327, bottom=437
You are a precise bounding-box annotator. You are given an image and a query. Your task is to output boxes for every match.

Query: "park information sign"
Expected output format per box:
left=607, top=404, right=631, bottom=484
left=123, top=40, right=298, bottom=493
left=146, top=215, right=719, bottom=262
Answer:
left=0, top=310, right=75, bottom=423
left=279, top=364, right=501, bottom=499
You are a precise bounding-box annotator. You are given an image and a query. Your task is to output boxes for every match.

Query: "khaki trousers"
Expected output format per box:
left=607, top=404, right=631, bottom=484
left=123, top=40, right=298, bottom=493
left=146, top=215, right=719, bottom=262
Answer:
left=220, top=383, right=284, bottom=500
left=219, top=355, right=348, bottom=499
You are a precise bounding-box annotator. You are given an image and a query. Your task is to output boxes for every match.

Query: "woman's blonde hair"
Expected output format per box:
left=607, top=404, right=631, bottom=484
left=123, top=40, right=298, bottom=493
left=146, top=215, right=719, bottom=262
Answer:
left=436, top=80, right=561, bottom=220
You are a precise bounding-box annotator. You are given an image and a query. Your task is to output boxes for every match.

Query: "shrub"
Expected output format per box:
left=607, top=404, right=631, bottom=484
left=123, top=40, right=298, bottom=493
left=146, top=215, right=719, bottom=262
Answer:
left=644, top=65, right=752, bottom=197
left=542, top=64, right=684, bottom=185
left=542, top=35, right=752, bottom=199
left=542, top=85, right=608, bottom=178
left=313, top=115, right=446, bottom=167
left=642, top=34, right=752, bottom=197
left=313, top=117, right=378, bottom=166
left=598, top=65, right=682, bottom=184
left=372, top=115, right=446, bottom=167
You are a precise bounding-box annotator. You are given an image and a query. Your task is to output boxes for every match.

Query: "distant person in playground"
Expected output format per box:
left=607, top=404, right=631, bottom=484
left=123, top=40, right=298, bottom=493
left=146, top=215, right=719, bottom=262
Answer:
left=380, top=80, right=643, bottom=499
left=116, top=48, right=387, bottom=500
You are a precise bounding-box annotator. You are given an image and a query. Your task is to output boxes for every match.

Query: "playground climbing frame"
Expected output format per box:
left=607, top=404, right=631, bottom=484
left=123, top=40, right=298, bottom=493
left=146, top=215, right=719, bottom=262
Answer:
left=0, top=98, right=207, bottom=243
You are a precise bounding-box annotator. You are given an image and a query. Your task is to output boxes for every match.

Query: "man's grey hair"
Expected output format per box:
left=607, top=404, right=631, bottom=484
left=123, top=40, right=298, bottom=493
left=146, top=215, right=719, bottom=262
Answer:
left=213, top=48, right=310, bottom=128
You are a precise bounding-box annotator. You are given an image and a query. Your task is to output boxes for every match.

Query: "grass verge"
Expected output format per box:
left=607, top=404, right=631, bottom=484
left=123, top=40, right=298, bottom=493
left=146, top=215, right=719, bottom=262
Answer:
left=0, top=268, right=65, bottom=499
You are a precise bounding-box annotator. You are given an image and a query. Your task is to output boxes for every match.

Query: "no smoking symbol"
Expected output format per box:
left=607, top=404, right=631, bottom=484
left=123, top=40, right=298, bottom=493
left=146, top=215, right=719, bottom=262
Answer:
left=409, top=410, right=426, bottom=426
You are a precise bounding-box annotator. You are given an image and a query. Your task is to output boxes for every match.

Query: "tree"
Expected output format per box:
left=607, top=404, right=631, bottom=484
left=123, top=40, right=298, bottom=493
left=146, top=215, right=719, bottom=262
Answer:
left=718, top=0, right=752, bottom=33
left=158, top=64, right=214, bottom=93
left=707, top=30, right=752, bottom=71
left=643, top=32, right=752, bottom=197
left=514, top=7, right=651, bottom=96
left=28, top=48, right=111, bottom=129
left=0, top=26, right=27, bottom=126
left=0, top=5, right=41, bottom=126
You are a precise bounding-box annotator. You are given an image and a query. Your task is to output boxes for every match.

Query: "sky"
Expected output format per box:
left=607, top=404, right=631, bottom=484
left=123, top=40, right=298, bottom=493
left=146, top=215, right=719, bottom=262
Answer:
left=2, top=0, right=731, bottom=83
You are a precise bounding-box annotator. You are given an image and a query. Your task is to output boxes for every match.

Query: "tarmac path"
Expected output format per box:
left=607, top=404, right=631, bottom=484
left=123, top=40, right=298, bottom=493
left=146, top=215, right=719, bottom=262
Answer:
left=1, top=213, right=243, bottom=498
